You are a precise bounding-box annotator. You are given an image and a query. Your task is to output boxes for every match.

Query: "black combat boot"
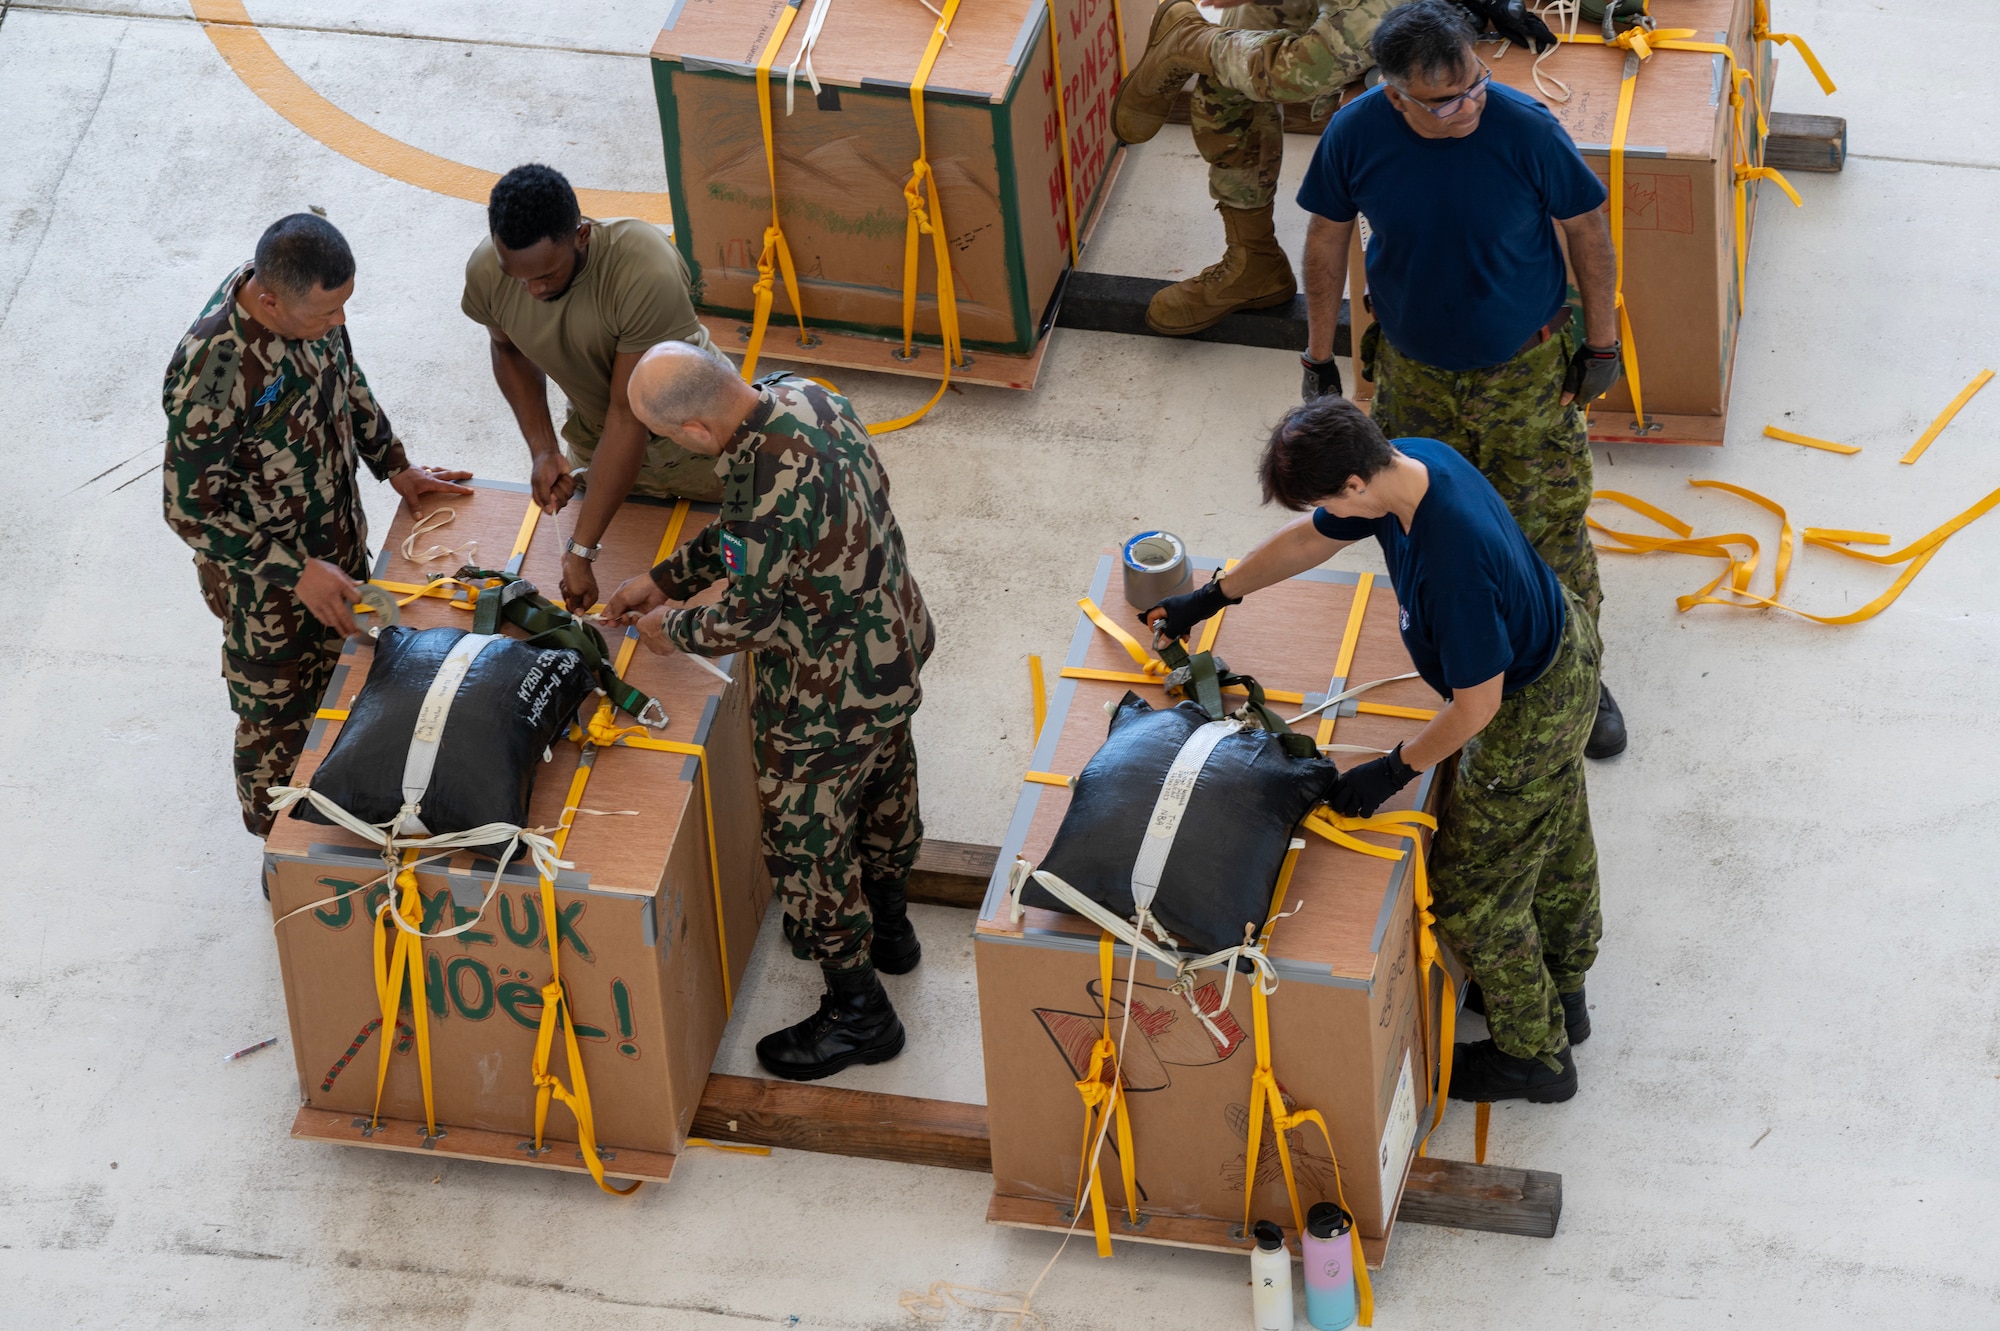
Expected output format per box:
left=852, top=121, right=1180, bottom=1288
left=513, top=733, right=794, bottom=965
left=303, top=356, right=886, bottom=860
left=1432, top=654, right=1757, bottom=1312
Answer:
left=1448, top=1039, right=1577, bottom=1103
left=1463, top=982, right=1591, bottom=1044
left=864, top=876, right=923, bottom=974
left=754, top=963, right=906, bottom=1082
left=1585, top=683, right=1627, bottom=759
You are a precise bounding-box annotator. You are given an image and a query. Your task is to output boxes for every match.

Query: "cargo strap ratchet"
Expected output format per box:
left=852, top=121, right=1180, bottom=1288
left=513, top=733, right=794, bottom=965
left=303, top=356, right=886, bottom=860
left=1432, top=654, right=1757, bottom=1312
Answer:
left=1242, top=842, right=1374, bottom=1325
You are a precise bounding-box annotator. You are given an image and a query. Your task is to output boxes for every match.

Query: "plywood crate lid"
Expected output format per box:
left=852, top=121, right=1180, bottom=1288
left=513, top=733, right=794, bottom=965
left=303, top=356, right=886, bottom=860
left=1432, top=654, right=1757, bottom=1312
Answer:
left=978, top=554, right=1444, bottom=982
left=265, top=481, right=738, bottom=901
left=1481, top=0, right=1750, bottom=161
left=651, top=0, right=1061, bottom=103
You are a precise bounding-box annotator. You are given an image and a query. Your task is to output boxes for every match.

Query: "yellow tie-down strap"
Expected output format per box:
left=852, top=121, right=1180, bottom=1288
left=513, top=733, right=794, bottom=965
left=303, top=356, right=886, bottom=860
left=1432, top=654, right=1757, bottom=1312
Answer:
left=1301, top=808, right=1454, bottom=1160
left=1067, top=588, right=1312, bottom=704
left=370, top=851, right=438, bottom=1140
left=1591, top=476, right=2000, bottom=625
left=1243, top=843, right=1375, bottom=1324
left=1073, top=931, right=1141, bottom=1259
left=1753, top=0, right=1836, bottom=95
left=1557, top=26, right=1806, bottom=425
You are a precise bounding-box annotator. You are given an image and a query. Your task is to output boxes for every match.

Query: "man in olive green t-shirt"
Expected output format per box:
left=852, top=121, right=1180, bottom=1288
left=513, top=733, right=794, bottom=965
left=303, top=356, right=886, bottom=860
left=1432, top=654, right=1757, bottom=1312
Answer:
left=462, top=163, right=720, bottom=611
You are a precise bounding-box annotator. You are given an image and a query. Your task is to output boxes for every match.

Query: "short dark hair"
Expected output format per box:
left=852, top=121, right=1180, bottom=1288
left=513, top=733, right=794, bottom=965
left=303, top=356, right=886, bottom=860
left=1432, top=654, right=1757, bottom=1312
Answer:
left=1370, top=0, right=1478, bottom=84
left=254, top=214, right=354, bottom=297
left=488, top=164, right=582, bottom=251
left=1258, top=396, right=1398, bottom=510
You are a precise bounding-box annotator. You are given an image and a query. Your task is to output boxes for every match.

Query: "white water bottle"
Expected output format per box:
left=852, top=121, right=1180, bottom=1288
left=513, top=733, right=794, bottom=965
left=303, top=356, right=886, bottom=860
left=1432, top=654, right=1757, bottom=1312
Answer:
left=1250, top=1219, right=1295, bottom=1331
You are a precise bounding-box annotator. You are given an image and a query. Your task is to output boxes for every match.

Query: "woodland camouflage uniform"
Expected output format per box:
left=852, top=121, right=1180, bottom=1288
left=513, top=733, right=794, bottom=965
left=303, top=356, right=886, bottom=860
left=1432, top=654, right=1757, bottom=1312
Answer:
left=162, top=263, right=409, bottom=837
left=647, top=378, right=935, bottom=971
left=1367, top=316, right=1604, bottom=618
left=1195, top=0, right=1391, bottom=209
left=1430, top=584, right=1602, bottom=1066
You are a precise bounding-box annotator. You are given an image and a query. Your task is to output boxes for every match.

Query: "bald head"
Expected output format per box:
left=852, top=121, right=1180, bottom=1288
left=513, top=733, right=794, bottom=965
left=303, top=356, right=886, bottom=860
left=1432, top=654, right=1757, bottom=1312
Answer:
left=627, top=341, right=755, bottom=454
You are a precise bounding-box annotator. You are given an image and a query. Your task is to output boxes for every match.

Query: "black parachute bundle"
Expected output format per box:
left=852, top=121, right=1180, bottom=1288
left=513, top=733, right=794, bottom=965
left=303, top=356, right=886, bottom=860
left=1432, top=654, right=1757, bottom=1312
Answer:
left=1019, top=647, right=1341, bottom=956
left=295, top=625, right=596, bottom=836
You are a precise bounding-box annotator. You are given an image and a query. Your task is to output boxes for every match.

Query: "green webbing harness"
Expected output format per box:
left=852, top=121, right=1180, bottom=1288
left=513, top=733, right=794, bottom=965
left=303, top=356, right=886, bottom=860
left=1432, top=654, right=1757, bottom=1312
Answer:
left=453, top=566, right=668, bottom=728
left=1155, top=641, right=1319, bottom=759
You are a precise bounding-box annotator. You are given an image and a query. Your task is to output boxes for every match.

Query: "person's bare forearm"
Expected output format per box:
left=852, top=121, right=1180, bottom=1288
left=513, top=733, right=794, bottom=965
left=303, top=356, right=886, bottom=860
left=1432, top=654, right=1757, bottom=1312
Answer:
left=1217, top=515, right=1348, bottom=601
left=569, top=412, right=647, bottom=547
left=1399, top=676, right=1502, bottom=772
left=489, top=338, right=561, bottom=458
left=1561, top=210, right=1619, bottom=348
left=1303, top=214, right=1357, bottom=363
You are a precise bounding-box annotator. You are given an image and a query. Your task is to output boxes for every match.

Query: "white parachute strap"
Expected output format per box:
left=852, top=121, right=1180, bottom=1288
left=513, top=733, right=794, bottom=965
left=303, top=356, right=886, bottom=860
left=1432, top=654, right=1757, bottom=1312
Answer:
left=1282, top=670, right=1421, bottom=727
left=1532, top=0, right=1581, bottom=102
left=398, top=632, right=505, bottom=835
left=266, top=783, right=570, bottom=941
left=1009, top=861, right=1282, bottom=1049
left=785, top=0, right=836, bottom=115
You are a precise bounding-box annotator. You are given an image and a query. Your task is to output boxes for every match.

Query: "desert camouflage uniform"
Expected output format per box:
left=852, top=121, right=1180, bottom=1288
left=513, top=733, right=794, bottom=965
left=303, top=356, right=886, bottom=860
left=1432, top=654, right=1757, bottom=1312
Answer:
left=648, top=378, right=935, bottom=970
left=1368, top=324, right=1604, bottom=619
left=162, top=263, right=409, bottom=836
left=1194, top=0, right=1390, bottom=209
left=1430, top=584, right=1602, bottom=1066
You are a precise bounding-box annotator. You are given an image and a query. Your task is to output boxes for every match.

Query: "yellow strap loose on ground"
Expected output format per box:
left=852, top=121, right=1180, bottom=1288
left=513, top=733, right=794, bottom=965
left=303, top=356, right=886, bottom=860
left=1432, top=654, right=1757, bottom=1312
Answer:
left=1593, top=478, right=2000, bottom=624
left=1900, top=370, right=1994, bottom=465
left=866, top=0, right=969, bottom=435
left=1764, top=425, right=1859, bottom=454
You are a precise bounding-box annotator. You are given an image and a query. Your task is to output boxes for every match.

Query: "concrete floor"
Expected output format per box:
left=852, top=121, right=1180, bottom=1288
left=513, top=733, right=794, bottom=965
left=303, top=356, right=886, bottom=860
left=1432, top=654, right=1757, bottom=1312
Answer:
left=4, top=0, right=1998, bottom=1326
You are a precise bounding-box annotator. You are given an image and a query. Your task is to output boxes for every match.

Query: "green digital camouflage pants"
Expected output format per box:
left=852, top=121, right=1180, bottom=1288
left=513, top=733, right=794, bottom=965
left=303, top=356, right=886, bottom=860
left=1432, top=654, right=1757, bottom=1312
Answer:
left=1370, top=325, right=1604, bottom=620
left=197, top=556, right=347, bottom=837
left=759, top=723, right=924, bottom=971
left=1430, top=586, right=1602, bottom=1065
left=1193, top=0, right=1386, bottom=209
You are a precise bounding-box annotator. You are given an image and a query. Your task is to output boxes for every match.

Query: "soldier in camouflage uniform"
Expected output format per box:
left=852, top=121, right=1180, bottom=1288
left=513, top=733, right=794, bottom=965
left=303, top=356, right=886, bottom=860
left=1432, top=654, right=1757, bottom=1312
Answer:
left=1111, top=0, right=1390, bottom=335
left=1147, top=397, right=1599, bottom=1102
left=1296, top=0, right=1631, bottom=756
left=604, top=342, right=934, bottom=1083
left=163, top=214, right=470, bottom=837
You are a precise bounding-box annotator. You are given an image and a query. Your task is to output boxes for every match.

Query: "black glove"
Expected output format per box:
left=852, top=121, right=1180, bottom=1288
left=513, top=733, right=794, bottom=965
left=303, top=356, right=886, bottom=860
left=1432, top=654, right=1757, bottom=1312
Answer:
left=1142, top=573, right=1240, bottom=641
left=1564, top=340, right=1624, bottom=403
left=1453, top=0, right=1557, bottom=53
left=1301, top=353, right=1343, bottom=402
left=1329, top=744, right=1419, bottom=818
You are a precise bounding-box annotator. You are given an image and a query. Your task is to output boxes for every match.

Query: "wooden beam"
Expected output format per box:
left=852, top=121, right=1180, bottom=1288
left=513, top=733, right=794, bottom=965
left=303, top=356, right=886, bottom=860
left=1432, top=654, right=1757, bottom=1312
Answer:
left=1764, top=111, right=1847, bottom=173
left=908, top=839, right=1000, bottom=908
left=1396, top=1155, right=1562, bottom=1239
left=1054, top=271, right=1344, bottom=354
left=692, top=1073, right=993, bottom=1173
left=690, top=1076, right=1559, bottom=1240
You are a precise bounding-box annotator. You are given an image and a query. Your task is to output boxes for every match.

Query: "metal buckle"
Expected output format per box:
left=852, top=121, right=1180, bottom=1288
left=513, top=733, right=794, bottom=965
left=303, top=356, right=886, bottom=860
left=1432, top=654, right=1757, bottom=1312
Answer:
left=637, top=698, right=670, bottom=729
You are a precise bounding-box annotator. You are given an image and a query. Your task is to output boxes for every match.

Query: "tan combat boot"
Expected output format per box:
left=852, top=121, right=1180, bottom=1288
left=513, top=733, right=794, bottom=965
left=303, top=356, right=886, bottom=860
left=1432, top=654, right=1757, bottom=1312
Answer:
left=1112, top=0, right=1217, bottom=144
left=1145, top=203, right=1297, bottom=335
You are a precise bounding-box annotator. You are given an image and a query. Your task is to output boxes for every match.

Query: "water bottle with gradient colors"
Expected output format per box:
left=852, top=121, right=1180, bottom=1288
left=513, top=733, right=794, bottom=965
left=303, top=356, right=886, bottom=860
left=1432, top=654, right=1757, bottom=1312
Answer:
left=1301, top=1202, right=1357, bottom=1330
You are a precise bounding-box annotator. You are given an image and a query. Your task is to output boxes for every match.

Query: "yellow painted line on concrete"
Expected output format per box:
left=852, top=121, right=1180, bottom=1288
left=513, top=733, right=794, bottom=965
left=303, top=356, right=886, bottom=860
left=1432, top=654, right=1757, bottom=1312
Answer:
left=189, top=0, right=673, bottom=224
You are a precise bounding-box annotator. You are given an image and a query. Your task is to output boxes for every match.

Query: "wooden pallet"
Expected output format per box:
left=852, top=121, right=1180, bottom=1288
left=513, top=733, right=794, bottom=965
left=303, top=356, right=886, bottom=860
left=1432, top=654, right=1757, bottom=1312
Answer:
left=291, top=839, right=1563, bottom=1253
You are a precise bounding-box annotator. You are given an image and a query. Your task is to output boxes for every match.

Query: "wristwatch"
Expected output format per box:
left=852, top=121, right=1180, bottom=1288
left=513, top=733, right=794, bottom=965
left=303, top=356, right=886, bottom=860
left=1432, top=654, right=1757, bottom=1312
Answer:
left=565, top=539, right=601, bottom=563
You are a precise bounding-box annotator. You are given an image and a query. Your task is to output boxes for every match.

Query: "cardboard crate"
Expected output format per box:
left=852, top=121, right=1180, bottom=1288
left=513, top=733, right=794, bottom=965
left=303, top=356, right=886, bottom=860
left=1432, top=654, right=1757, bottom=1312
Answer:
left=1483, top=0, right=1780, bottom=442
left=975, top=554, right=1451, bottom=1261
left=649, top=0, right=1146, bottom=376
left=265, top=481, right=770, bottom=1182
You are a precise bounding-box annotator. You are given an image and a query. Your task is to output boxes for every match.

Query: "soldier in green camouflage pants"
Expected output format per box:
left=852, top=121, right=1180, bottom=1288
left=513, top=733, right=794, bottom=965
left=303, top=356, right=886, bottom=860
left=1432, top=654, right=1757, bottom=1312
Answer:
left=1429, top=583, right=1601, bottom=1069
left=163, top=215, right=469, bottom=837
left=1370, top=328, right=1602, bottom=618
left=1113, top=0, right=1387, bottom=334
left=607, top=345, right=935, bottom=1083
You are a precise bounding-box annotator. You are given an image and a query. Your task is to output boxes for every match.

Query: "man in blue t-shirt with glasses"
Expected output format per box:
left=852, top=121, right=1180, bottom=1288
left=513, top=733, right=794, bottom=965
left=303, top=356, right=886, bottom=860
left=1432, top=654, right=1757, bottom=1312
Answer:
left=1145, top=395, right=1602, bottom=1104
left=1294, top=0, right=1631, bottom=759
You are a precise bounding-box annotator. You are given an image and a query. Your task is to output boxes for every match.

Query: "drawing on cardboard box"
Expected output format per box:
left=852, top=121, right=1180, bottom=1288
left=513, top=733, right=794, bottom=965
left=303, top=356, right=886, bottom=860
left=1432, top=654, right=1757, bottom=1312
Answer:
left=1222, top=1098, right=1346, bottom=1199
left=1035, top=975, right=1249, bottom=1095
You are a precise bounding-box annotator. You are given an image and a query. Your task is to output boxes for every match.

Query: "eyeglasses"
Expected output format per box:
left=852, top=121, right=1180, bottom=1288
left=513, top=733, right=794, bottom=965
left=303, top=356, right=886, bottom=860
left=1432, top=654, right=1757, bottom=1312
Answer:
left=1396, top=59, right=1493, bottom=119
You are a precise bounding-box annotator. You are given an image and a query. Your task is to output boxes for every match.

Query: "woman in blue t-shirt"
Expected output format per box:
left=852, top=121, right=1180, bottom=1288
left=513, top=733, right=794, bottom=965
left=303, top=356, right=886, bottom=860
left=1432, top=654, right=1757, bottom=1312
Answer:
left=1146, top=395, right=1602, bottom=1105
